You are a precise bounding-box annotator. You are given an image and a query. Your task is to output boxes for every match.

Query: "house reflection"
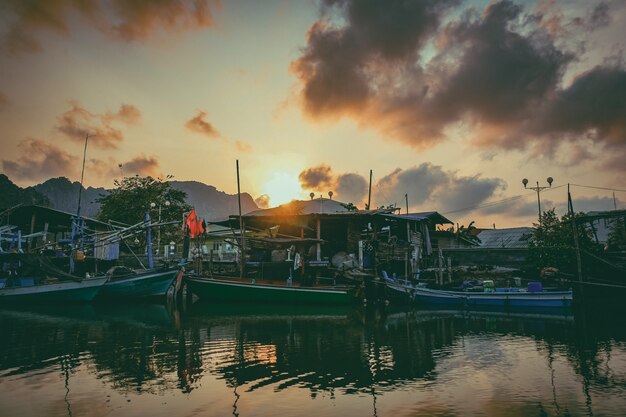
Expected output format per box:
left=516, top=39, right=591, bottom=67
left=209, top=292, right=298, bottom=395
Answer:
left=0, top=302, right=624, bottom=407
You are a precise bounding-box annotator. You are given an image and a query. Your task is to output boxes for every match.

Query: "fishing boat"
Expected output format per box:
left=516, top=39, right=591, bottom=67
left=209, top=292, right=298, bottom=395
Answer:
left=185, top=275, right=355, bottom=305
left=0, top=254, right=107, bottom=302
left=411, top=282, right=573, bottom=308
left=96, top=266, right=179, bottom=300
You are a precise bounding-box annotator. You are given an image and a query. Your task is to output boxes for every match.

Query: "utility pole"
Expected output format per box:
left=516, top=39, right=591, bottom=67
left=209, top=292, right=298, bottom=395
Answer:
left=522, top=176, right=553, bottom=225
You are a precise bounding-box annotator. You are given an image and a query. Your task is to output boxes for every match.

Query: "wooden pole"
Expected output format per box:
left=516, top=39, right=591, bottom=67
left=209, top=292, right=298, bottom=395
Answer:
left=405, top=193, right=408, bottom=215
left=236, top=160, right=245, bottom=279
left=568, top=184, right=583, bottom=285
left=367, top=169, right=372, bottom=210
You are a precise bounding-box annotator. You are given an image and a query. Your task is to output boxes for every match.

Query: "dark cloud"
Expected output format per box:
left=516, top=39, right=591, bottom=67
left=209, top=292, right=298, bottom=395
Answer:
left=56, top=101, right=140, bottom=149
left=1, top=0, right=218, bottom=56
left=292, top=0, right=624, bottom=159
left=298, top=165, right=334, bottom=189
left=587, top=2, right=610, bottom=30
left=426, top=2, right=571, bottom=139
left=438, top=176, right=507, bottom=212
left=298, top=165, right=368, bottom=204
left=533, top=66, right=626, bottom=146
left=377, top=164, right=448, bottom=205
left=1, top=138, right=78, bottom=181
left=185, top=110, right=221, bottom=138
left=376, top=163, right=506, bottom=213
left=336, top=173, right=368, bottom=204
left=291, top=0, right=457, bottom=119
left=297, top=163, right=505, bottom=211
left=255, top=194, right=270, bottom=209
left=119, top=155, right=161, bottom=177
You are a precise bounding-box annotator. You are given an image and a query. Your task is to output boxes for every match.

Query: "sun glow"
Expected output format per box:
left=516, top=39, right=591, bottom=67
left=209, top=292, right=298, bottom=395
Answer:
left=263, top=172, right=303, bottom=207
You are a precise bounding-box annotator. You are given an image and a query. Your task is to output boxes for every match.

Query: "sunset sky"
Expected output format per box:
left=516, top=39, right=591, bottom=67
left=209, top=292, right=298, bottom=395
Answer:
left=1, top=0, right=625, bottom=228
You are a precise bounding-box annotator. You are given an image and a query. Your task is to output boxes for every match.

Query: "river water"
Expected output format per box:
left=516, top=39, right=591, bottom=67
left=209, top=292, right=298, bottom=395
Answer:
left=0, top=302, right=624, bottom=417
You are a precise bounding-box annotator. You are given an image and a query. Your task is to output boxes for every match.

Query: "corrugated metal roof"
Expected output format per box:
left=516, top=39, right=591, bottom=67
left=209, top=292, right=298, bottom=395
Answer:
left=477, top=227, right=533, bottom=248
left=397, top=212, right=454, bottom=224
left=244, top=198, right=350, bottom=217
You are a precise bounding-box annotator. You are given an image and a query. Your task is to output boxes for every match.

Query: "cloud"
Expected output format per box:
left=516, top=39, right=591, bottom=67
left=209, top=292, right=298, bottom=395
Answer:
left=532, top=66, right=626, bottom=146
left=297, top=162, right=505, bottom=211
left=335, top=173, right=368, bottom=205
left=104, top=103, right=142, bottom=125
left=1, top=138, right=78, bottom=181
left=1, top=0, right=219, bottom=56
left=557, top=195, right=625, bottom=213
left=103, top=0, right=217, bottom=42
left=291, top=0, right=625, bottom=161
left=587, top=2, right=611, bottom=30
left=298, top=165, right=333, bottom=189
left=255, top=194, right=270, bottom=209
left=291, top=0, right=458, bottom=119
left=298, top=164, right=368, bottom=204
left=119, top=155, right=161, bottom=177
left=0, top=91, right=9, bottom=109
left=375, top=163, right=506, bottom=213
left=185, top=110, right=221, bottom=138
left=56, top=101, right=141, bottom=149
left=234, top=141, right=252, bottom=152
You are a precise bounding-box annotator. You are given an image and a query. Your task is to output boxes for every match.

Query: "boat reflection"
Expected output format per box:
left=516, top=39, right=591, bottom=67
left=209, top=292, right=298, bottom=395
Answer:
left=0, top=302, right=624, bottom=417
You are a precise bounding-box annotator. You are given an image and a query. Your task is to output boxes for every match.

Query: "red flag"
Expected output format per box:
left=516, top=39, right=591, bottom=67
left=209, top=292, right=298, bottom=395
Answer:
left=186, top=209, right=203, bottom=238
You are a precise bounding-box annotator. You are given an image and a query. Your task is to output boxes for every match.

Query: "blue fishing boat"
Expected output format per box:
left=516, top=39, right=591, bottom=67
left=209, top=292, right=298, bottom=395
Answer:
left=411, top=282, right=573, bottom=308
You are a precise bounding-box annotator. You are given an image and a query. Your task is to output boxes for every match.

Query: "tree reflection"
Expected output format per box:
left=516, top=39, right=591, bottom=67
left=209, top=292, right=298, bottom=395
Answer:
left=0, top=301, right=625, bottom=412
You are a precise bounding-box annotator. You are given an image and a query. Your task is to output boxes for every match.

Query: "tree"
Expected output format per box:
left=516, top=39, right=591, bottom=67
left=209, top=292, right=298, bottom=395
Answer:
left=96, top=176, right=191, bottom=248
left=607, top=215, right=626, bottom=250
left=528, top=209, right=600, bottom=276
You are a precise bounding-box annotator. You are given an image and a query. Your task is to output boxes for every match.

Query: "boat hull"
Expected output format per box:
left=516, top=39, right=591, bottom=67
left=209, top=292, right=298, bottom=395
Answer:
left=186, top=276, right=354, bottom=305
left=0, top=276, right=108, bottom=303
left=412, top=287, right=573, bottom=308
left=98, top=269, right=178, bottom=299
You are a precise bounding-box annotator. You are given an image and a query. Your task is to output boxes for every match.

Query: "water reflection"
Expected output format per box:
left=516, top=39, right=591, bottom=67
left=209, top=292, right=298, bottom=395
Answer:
left=0, top=303, right=625, bottom=416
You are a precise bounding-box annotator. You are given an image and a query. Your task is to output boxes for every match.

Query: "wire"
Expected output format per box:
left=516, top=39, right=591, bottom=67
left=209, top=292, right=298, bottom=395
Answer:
left=570, top=184, right=626, bottom=193
left=442, top=184, right=566, bottom=215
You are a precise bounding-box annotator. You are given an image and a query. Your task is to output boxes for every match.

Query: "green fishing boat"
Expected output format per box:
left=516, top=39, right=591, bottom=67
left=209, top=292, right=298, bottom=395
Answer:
left=185, top=275, right=355, bottom=305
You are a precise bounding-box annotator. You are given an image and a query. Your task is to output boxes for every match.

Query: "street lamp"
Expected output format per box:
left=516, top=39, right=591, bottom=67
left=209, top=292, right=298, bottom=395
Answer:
left=150, top=200, right=170, bottom=256
left=522, top=177, right=553, bottom=224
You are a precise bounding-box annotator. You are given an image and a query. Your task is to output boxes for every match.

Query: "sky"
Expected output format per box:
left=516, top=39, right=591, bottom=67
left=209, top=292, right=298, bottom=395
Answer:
left=0, top=0, right=625, bottom=228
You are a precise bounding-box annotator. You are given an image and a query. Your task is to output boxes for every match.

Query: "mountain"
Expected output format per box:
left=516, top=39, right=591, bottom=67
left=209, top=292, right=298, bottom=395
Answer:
left=0, top=175, right=258, bottom=221
left=170, top=180, right=258, bottom=220
left=0, top=174, right=50, bottom=210
left=34, top=177, right=107, bottom=218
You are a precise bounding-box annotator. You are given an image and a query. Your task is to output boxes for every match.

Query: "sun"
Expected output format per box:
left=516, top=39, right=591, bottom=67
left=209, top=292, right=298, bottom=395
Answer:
left=263, top=172, right=303, bottom=207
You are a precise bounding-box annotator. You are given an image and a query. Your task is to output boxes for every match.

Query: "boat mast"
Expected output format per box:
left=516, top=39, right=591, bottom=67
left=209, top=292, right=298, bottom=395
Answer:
left=70, top=134, right=92, bottom=274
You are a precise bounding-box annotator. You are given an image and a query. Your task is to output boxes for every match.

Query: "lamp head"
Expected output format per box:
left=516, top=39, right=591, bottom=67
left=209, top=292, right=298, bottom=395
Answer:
left=150, top=202, right=156, bottom=208
left=309, top=192, right=315, bottom=200
left=547, top=177, right=553, bottom=187
left=165, top=200, right=171, bottom=206
left=328, top=191, right=333, bottom=199
left=522, top=178, right=528, bottom=188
